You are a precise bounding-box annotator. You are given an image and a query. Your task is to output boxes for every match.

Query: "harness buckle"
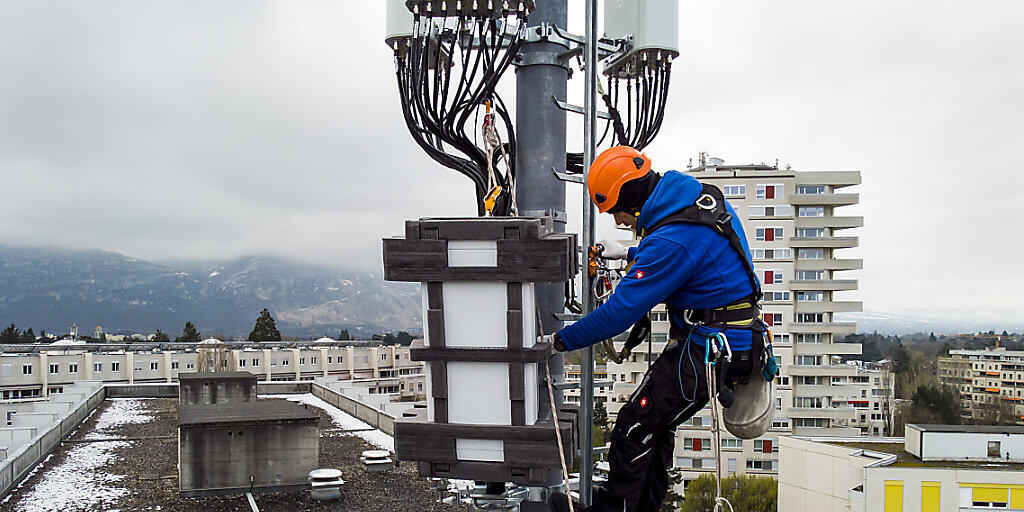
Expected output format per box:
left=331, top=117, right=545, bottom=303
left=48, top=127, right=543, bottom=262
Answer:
left=695, top=194, right=717, bottom=210
left=716, top=212, right=732, bottom=227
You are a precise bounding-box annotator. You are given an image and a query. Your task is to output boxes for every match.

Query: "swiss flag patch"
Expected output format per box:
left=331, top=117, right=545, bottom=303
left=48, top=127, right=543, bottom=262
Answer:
left=635, top=270, right=645, bottom=279
left=640, top=397, right=648, bottom=408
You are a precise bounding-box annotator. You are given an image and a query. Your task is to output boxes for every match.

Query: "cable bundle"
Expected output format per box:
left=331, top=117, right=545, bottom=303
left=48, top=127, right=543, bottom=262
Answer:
left=393, top=4, right=529, bottom=216
left=567, top=50, right=674, bottom=173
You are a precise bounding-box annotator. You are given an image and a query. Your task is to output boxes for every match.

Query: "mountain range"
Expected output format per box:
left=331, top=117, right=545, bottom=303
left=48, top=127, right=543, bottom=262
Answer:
left=0, top=245, right=420, bottom=338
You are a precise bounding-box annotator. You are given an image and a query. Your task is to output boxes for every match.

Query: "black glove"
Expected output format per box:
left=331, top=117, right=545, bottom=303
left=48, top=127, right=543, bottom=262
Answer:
left=551, top=332, right=569, bottom=352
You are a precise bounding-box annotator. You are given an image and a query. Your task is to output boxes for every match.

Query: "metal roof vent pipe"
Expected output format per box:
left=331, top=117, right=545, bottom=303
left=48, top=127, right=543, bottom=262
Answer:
left=308, top=468, right=344, bottom=501
left=360, top=450, right=395, bottom=472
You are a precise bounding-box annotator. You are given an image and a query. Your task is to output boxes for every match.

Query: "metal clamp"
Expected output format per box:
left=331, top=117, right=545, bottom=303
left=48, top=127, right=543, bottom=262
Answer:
left=551, top=95, right=612, bottom=120
left=551, top=166, right=584, bottom=184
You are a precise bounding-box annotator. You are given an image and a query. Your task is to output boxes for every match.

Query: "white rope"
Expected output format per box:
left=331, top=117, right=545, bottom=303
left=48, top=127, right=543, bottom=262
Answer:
left=705, top=356, right=734, bottom=512
left=545, top=357, right=574, bottom=512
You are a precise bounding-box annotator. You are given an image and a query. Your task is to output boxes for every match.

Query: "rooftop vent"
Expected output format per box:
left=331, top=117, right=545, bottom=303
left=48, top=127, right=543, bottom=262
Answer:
left=308, top=468, right=344, bottom=501
left=360, top=450, right=395, bottom=473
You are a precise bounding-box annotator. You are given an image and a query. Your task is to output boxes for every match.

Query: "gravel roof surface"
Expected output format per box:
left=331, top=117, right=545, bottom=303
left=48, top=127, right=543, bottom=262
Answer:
left=0, top=397, right=469, bottom=512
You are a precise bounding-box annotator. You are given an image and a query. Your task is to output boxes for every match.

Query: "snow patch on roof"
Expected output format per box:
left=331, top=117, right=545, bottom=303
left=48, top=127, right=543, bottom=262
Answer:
left=264, top=393, right=394, bottom=451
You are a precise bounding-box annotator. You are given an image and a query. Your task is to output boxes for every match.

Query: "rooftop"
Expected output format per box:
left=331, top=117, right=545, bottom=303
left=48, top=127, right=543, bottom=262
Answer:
left=176, top=371, right=257, bottom=381
left=822, top=440, right=1024, bottom=470
left=909, top=423, right=1024, bottom=435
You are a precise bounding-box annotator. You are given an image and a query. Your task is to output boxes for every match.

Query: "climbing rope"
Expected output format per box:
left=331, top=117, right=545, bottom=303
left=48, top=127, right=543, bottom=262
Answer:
left=537, top=301, right=574, bottom=512
left=705, top=337, right=734, bottom=512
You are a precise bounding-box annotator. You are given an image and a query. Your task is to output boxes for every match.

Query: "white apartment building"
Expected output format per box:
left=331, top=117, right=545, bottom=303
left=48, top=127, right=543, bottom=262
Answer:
left=601, top=158, right=885, bottom=486
left=0, top=339, right=425, bottom=402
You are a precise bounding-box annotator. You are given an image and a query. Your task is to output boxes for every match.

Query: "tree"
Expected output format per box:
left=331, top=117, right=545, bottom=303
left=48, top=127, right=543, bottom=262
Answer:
left=928, top=332, right=937, bottom=343
left=247, top=308, right=282, bottom=342
left=396, top=331, right=415, bottom=345
left=98, top=332, right=107, bottom=343
left=338, top=329, right=350, bottom=341
left=20, top=327, right=36, bottom=343
left=0, top=324, right=20, bottom=344
left=680, top=474, right=778, bottom=512
left=661, top=467, right=686, bottom=512
left=939, top=342, right=952, bottom=356
left=153, top=330, right=170, bottom=342
left=176, top=322, right=201, bottom=343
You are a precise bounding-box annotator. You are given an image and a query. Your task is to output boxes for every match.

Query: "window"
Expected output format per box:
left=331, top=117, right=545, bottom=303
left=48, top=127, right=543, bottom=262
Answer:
left=762, top=313, right=783, bottom=326
left=381, top=354, right=388, bottom=361
left=150, top=362, right=158, bottom=370
left=186, top=362, right=195, bottom=370
left=252, top=359, right=259, bottom=367
left=797, top=291, right=824, bottom=301
left=755, top=184, right=783, bottom=199
left=721, top=439, right=743, bottom=449
left=22, top=364, right=32, bottom=375
left=796, top=376, right=823, bottom=385
left=796, top=228, right=825, bottom=238
left=772, top=419, right=789, bottom=428
left=988, top=441, right=1001, bottom=457
left=69, top=363, right=78, bottom=374
left=796, top=185, right=825, bottom=194
left=793, top=418, right=829, bottom=428
left=759, top=440, right=776, bottom=453
left=327, top=356, right=333, bottom=364
left=299, top=358, right=305, bottom=365
left=652, top=333, right=668, bottom=343
left=763, top=291, right=791, bottom=302
left=282, top=358, right=289, bottom=366
left=797, top=206, right=825, bottom=217
left=796, top=333, right=828, bottom=343
left=753, top=248, right=792, bottom=260
left=796, top=355, right=822, bottom=366
left=683, top=438, right=709, bottom=451
left=311, top=356, right=317, bottom=364
left=796, top=270, right=824, bottom=280
left=746, top=459, right=774, bottom=471
left=94, top=363, right=102, bottom=372
left=778, top=376, right=790, bottom=386
left=755, top=227, right=783, bottom=242
left=651, top=312, right=668, bottom=322
left=723, top=184, right=745, bottom=197
left=750, top=205, right=792, bottom=217
left=49, top=364, right=59, bottom=374
left=795, top=397, right=824, bottom=408
left=798, top=248, right=824, bottom=260
left=239, top=359, right=246, bottom=367
left=171, top=361, right=179, bottom=370
left=796, top=313, right=824, bottom=323
left=762, top=270, right=783, bottom=284
left=773, top=333, right=790, bottom=345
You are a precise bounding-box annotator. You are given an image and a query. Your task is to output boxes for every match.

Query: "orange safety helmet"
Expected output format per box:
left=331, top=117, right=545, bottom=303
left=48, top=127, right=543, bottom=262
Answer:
left=587, top=146, right=652, bottom=213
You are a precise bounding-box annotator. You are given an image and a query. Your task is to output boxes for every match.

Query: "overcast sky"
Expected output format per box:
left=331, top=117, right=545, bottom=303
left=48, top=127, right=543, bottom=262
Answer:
left=0, top=1, right=1021, bottom=316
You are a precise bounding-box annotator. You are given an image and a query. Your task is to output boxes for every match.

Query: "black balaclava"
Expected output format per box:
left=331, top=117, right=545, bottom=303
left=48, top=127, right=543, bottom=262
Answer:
left=609, top=171, right=661, bottom=217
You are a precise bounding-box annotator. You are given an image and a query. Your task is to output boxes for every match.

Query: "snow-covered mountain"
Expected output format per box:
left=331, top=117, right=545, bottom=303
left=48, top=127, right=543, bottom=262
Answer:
left=838, top=309, right=1024, bottom=335
left=0, top=246, right=420, bottom=337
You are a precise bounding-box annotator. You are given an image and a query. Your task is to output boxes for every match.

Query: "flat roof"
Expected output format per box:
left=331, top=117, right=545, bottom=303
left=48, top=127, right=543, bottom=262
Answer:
left=821, top=440, right=1024, bottom=470
left=177, top=371, right=256, bottom=381
left=909, top=423, right=1024, bottom=435
left=178, top=401, right=319, bottom=426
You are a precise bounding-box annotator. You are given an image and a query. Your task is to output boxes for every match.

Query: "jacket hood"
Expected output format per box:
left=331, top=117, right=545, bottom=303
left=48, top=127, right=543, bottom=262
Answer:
left=636, top=171, right=703, bottom=233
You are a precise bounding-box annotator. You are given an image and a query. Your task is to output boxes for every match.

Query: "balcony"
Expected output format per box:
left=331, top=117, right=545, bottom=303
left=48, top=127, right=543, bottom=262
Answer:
left=788, top=364, right=859, bottom=377
left=787, top=279, right=859, bottom=291
left=789, top=236, right=859, bottom=249
left=788, top=322, right=858, bottom=335
left=788, top=406, right=855, bottom=418
left=795, top=171, right=861, bottom=188
left=795, top=300, right=863, bottom=313
left=790, top=193, right=859, bottom=206
left=795, top=216, right=864, bottom=230
left=794, top=343, right=863, bottom=356
left=796, top=259, right=863, bottom=271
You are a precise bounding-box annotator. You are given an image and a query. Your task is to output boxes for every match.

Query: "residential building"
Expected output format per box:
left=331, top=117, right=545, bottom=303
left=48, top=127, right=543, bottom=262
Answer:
left=602, top=157, right=879, bottom=485
left=0, top=339, right=425, bottom=401
left=779, top=424, right=1024, bottom=511
left=938, top=348, right=1024, bottom=424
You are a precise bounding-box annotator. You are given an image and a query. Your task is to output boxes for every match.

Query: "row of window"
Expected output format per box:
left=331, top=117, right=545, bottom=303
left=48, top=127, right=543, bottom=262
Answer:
left=722, top=184, right=826, bottom=198
left=755, top=227, right=827, bottom=241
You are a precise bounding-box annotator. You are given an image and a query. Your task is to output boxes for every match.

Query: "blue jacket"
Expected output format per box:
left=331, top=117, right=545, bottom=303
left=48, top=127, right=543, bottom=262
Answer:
left=557, top=171, right=760, bottom=351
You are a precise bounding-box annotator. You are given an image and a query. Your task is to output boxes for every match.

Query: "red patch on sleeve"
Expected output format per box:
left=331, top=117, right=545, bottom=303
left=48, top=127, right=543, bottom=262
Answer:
left=640, top=397, right=648, bottom=408
left=635, top=271, right=645, bottom=279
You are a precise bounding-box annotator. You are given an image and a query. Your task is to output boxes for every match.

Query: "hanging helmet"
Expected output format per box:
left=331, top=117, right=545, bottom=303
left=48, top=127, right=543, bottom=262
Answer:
left=587, top=146, right=652, bottom=213
left=722, top=377, right=775, bottom=439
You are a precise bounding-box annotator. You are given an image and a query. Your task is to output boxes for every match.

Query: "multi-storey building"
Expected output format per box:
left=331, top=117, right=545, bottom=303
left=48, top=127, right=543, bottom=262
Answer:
left=0, top=339, right=425, bottom=402
left=938, top=348, right=1024, bottom=424
left=602, top=157, right=882, bottom=485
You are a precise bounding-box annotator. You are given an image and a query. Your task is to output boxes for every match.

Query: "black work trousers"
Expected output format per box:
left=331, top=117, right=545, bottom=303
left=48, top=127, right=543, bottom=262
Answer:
left=594, top=339, right=710, bottom=512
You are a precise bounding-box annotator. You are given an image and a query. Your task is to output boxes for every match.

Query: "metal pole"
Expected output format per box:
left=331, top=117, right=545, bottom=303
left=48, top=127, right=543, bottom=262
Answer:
left=514, top=1, right=568, bottom=506
left=578, top=0, right=599, bottom=505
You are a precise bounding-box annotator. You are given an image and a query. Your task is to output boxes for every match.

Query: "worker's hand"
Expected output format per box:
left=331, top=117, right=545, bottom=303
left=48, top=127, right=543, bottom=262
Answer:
left=550, top=332, right=569, bottom=352
left=596, top=239, right=628, bottom=260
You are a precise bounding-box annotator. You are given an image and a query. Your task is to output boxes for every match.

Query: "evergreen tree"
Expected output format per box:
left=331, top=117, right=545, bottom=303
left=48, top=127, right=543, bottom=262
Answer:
left=39, top=330, right=47, bottom=339
left=660, top=467, right=686, bottom=512
left=0, top=324, right=20, bottom=344
left=928, top=332, right=937, bottom=343
left=396, top=331, right=415, bottom=345
left=176, top=322, right=201, bottom=343
left=20, top=327, right=36, bottom=343
left=594, top=399, right=609, bottom=432
left=98, top=333, right=107, bottom=343
left=337, top=329, right=350, bottom=341
left=248, top=308, right=282, bottom=342
left=153, top=330, right=170, bottom=342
